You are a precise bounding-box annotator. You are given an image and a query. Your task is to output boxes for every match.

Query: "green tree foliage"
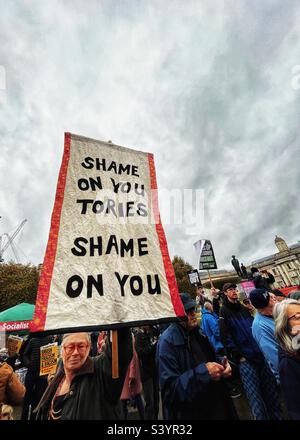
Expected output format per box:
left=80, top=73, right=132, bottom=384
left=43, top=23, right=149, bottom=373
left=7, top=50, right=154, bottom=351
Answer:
left=0, top=263, right=39, bottom=312
left=172, top=255, right=196, bottom=297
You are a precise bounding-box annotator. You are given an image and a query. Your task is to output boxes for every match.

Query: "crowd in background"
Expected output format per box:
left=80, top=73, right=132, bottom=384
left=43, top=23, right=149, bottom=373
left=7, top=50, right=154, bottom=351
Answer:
left=0, top=267, right=300, bottom=421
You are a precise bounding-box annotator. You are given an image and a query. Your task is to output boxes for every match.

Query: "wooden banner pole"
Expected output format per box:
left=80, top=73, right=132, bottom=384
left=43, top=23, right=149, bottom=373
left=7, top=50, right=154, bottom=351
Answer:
left=207, top=269, right=214, bottom=289
left=112, top=330, right=119, bottom=379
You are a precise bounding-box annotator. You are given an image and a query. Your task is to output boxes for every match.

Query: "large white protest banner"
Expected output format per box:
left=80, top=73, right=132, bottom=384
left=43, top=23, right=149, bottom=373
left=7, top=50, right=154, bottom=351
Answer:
left=31, top=133, right=185, bottom=333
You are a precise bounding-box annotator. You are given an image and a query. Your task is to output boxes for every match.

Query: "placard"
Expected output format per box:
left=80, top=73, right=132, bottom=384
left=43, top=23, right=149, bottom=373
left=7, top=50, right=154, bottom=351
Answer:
left=40, top=343, right=59, bottom=376
left=31, top=133, right=185, bottom=334
left=194, top=239, right=217, bottom=270
left=7, top=335, right=23, bottom=356
left=187, top=269, right=201, bottom=287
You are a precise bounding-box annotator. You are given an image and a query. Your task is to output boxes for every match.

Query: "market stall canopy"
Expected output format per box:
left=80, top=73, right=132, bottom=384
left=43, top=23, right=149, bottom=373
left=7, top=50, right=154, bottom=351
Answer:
left=0, top=303, right=35, bottom=322
left=0, top=303, right=35, bottom=333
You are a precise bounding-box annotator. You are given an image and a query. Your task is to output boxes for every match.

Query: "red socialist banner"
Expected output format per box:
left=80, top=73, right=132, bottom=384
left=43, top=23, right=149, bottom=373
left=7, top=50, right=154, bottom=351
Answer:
left=0, top=320, right=31, bottom=332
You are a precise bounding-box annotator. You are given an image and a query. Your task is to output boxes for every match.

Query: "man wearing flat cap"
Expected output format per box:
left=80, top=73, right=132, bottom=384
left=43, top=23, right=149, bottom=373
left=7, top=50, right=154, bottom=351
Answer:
left=219, top=283, right=282, bottom=420
left=156, top=292, right=237, bottom=420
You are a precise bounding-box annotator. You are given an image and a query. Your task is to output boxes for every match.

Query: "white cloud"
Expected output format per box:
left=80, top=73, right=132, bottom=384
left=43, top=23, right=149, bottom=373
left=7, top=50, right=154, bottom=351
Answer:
left=0, top=0, right=300, bottom=270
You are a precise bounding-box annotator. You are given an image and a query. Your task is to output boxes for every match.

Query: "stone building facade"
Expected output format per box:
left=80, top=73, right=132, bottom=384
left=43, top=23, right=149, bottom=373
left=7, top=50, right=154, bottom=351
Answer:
left=199, top=236, right=300, bottom=290
left=250, top=236, right=300, bottom=288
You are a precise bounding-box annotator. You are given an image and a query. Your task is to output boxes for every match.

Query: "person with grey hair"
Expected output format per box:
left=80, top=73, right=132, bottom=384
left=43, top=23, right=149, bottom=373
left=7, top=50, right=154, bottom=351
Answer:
left=287, top=290, right=300, bottom=301
left=201, top=302, right=224, bottom=353
left=274, top=299, right=300, bottom=420
left=34, top=329, right=132, bottom=420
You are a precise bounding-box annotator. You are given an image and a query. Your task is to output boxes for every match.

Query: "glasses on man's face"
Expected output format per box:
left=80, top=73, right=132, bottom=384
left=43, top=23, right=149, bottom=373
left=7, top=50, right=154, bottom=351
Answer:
left=288, top=312, right=300, bottom=322
left=62, top=343, right=89, bottom=354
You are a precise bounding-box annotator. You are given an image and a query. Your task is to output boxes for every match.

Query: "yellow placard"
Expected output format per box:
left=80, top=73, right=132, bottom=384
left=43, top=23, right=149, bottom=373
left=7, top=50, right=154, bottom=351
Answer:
left=7, top=335, right=23, bottom=356
left=40, top=343, right=59, bottom=376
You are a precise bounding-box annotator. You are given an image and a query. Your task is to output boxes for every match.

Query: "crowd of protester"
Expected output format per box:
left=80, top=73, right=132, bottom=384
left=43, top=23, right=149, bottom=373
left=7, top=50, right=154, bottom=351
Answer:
left=0, top=268, right=300, bottom=421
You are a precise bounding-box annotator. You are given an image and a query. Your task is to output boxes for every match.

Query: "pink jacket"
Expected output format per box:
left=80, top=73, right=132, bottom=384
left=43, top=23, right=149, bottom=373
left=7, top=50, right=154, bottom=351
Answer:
left=120, top=336, right=142, bottom=400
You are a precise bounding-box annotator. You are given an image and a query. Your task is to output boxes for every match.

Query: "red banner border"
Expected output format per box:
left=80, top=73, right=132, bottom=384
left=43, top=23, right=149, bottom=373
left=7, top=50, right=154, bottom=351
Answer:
left=148, top=153, right=185, bottom=317
left=30, top=133, right=71, bottom=332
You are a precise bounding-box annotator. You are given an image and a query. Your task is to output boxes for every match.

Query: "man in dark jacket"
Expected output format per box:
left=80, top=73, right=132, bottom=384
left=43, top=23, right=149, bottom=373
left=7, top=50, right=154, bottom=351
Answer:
left=157, top=293, right=237, bottom=420
left=34, top=329, right=132, bottom=420
left=135, top=325, right=159, bottom=419
left=219, top=283, right=283, bottom=420
left=211, top=287, right=223, bottom=316
left=21, top=334, right=53, bottom=420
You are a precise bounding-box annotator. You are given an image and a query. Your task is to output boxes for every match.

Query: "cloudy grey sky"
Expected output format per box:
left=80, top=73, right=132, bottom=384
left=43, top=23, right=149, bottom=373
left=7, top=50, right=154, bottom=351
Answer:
left=0, top=0, right=300, bottom=271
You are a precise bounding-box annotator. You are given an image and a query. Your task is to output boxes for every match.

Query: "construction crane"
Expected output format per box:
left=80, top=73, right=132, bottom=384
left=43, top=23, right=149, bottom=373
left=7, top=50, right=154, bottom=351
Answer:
left=0, top=219, right=27, bottom=263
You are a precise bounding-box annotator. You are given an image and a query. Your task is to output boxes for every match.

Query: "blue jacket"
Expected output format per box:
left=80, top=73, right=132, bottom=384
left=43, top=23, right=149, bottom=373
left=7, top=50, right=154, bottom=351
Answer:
left=252, top=313, right=279, bottom=382
left=219, top=298, right=264, bottom=365
left=156, top=323, right=237, bottom=420
left=201, top=308, right=224, bottom=353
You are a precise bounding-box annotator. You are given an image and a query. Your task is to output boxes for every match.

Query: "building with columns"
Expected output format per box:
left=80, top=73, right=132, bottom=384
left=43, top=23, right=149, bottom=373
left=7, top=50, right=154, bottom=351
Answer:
left=250, top=236, right=300, bottom=288
left=199, top=235, right=300, bottom=290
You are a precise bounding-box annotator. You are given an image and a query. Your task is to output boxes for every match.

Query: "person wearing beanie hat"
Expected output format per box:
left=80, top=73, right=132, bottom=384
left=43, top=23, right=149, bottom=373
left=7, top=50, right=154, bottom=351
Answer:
left=250, top=288, right=270, bottom=309
left=250, top=289, right=280, bottom=383
left=156, top=292, right=238, bottom=420
left=219, top=284, right=283, bottom=420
